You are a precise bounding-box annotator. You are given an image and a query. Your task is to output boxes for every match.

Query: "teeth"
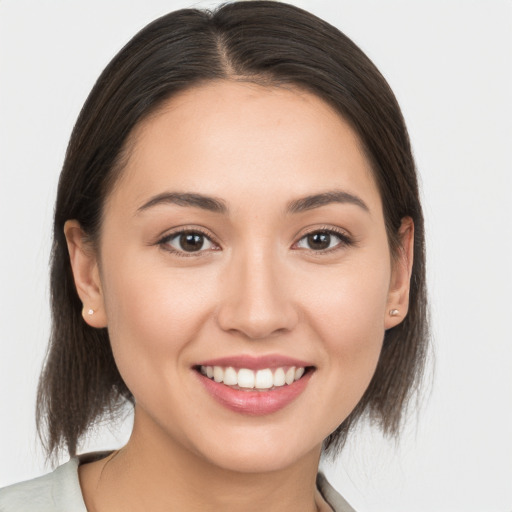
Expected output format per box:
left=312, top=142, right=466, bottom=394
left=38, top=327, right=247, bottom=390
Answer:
left=213, top=366, right=224, bottom=383
left=200, top=365, right=307, bottom=389
left=255, top=369, right=273, bottom=389
left=273, top=367, right=286, bottom=387
left=223, top=367, right=238, bottom=386
left=238, top=368, right=255, bottom=388
left=285, top=367, right=295, bottom=385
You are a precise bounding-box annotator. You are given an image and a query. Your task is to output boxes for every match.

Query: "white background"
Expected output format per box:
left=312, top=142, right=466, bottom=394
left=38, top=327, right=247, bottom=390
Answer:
left=0, top=1, right=511, bottom=511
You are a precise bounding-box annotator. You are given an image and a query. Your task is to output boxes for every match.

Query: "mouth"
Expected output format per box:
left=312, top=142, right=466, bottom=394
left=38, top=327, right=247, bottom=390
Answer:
left=195, top=364, right=313, bottom=391
left=193, top=356, right=315, bottom=415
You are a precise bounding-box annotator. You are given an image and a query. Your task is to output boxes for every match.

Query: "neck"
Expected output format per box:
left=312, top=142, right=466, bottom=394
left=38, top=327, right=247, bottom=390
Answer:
left=80, top=410, right=325, bottom=512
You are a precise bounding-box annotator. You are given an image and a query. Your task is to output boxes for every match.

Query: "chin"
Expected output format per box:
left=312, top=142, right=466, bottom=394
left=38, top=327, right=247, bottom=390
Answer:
left=202, top=444, right=316, bottom=474
left=186, top=425, right=324, bottom=474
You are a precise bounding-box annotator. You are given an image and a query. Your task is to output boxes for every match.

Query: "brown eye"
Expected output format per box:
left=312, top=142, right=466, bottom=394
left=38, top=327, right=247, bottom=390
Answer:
left=295, top=229, right=351, bottom=252
left=162, top=231, right=216, bottom=254
left=306, top=232, right=331, bottom=250
left=179, top=233, right=206, bottom=252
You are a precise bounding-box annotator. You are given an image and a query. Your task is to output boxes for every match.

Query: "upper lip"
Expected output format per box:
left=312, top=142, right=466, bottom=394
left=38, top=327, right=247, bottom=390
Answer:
left=195, top=354, right=314, bottom=370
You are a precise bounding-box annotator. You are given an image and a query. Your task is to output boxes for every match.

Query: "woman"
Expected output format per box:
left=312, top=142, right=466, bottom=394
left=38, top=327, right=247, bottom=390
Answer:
left=0, top=1, right=428, bottom=510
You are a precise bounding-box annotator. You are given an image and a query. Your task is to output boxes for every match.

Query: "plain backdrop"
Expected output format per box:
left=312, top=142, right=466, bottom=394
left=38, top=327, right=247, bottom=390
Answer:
left=0, top=1, right=511, bottom=511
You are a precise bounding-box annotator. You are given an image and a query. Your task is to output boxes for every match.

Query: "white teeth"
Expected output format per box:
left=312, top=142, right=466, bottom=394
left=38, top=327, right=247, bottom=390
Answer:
left=285, top=367, right=295, bottom=385
left=255, top=369, right=273, bottom=389
left=295, top=367, right=305, bottom=380
left=223, top=367, right=238, bottom=386
left=200, top=365, right=308, bottom=389
left=273, top=367, right=286, bottom=387
left=213, top=366, right=224, bottom=383
left=237, top=368, right=255, bottom=388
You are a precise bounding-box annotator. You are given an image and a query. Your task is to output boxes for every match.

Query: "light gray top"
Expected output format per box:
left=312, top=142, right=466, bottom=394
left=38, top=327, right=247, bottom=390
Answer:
left=0, top=454, right=356, bottom=512
left=0, top=458, right=85, bottom=512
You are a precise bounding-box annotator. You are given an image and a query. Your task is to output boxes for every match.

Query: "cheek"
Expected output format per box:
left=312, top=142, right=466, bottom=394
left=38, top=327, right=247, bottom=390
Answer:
left=104, top=251, right=210, bottom=329
left=306, top=252, right=391, bottom=342
left=302, top=254, right=391, bottom=412
left=100, top=256, right=213, bottom=386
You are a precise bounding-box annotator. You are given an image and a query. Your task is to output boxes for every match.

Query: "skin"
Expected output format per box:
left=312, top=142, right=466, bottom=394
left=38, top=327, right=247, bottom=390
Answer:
left=65, top=81, right=413, bottom=512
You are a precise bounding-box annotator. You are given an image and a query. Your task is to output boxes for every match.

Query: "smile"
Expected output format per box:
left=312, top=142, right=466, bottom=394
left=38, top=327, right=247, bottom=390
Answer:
left=194, top=356, right=315, bottom=415
left=199, top=365, right=306, bottom=390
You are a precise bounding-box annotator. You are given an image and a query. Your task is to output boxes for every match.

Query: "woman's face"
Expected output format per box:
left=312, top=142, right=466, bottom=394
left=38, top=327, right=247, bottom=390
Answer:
left=75, top=81, right=410, bottom=473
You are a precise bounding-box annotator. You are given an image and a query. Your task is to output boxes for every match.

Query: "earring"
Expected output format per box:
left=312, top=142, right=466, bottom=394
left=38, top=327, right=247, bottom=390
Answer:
left=389, top=309, right=399, bottom=317
left=87, top=308, right=94, bottom=316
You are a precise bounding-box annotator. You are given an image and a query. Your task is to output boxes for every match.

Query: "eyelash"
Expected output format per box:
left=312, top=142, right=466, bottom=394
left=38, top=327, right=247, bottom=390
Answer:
left=157, top=227, right=219, bottom=258
left=157, top=226, right=354, bottom=257
left=293, top=226, right=354, bottom=254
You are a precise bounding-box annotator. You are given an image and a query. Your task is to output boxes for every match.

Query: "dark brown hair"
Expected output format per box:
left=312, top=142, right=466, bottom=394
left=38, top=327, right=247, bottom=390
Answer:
left=37, top=0, right=429, bottom=459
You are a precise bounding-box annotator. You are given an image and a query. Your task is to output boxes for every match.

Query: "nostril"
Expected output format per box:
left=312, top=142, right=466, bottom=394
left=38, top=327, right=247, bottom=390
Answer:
left=215, top=305, right=299, bottom=340
left=214, top=262, right=300, bottom=339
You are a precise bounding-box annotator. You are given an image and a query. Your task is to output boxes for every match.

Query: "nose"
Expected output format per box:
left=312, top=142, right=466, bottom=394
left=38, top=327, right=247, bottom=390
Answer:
left=216, top=247, right=299, bottom=340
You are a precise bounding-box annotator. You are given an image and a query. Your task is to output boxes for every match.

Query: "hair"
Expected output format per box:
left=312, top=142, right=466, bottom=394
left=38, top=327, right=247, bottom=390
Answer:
left=37, top=0, right=429, bottom=459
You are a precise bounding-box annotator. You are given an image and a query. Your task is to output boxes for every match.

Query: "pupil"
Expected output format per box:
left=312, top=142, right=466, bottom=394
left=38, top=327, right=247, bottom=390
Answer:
left=308, top=232, right=330, bottom=250
left=180, top=233, right=203, bottom=252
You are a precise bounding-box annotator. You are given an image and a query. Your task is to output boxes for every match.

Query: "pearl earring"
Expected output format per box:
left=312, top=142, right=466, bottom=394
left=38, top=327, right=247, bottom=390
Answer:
left=87, top=309, right=94, bottom=315
left=389, top=309, right=399, bottom=317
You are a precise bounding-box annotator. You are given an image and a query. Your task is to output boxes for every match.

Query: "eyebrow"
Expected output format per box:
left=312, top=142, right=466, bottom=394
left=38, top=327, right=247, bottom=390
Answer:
left=136, top=189, right=369, bottom=216
left=286, top=190, right=369, bottom=214
left=137, top=192, right=228, bottom=215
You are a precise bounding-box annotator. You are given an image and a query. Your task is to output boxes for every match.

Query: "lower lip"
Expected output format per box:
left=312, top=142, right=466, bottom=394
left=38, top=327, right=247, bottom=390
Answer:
left=197, top=370, right=313, bottom=415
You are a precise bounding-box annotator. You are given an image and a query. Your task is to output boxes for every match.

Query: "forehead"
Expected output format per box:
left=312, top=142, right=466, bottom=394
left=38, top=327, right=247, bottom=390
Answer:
left=109, top=80, right=381, bottom=215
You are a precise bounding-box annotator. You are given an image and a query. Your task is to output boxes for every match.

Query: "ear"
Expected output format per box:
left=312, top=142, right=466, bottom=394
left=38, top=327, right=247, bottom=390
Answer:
left=64, top=220, right=108, bottom=328
left=384, top=216, right=414, bottom=330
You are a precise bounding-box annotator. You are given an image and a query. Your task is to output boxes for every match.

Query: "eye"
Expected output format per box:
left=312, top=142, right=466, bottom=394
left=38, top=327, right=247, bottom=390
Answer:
left=160, top=230, right=217, bottom=255
left=294, top=229, right=352, bottom=252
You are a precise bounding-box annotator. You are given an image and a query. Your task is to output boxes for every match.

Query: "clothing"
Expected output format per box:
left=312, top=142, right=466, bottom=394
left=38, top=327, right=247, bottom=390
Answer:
left=0, top=453, right=356, bottom=512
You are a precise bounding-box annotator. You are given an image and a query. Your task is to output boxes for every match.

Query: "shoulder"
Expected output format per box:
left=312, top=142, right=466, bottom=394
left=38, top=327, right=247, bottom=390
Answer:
left=0, top=458, right=87, bottom=512
left=317, top=472, right=357, bottom=512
